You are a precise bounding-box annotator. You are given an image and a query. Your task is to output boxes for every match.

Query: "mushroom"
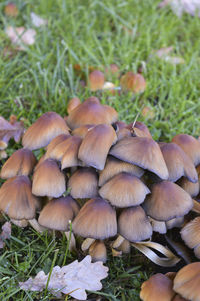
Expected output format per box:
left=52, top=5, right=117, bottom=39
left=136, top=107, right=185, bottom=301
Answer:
left=68, top=167, right=98, bottom=199
left=140, top=273, right=175, bottom=301
left=127, top=121, right=152, bottom=139
left=181, top=217, right=200, bottom=256
left=61, top=136, right=82, bottom=169
left=99, top=172, right=150, bottom=207
left=1, top=148, right=37, bottom=179
left=45, top=134, right=71, bottom=158
left=0, top=175, right=41, bottom=231
left=22, top=112, right=70, bottom=150
left=32, top=159, right=66, bottom=198
left=173, top=262, right=200, bottom=301
left=110, top=136, right=169, bottom=180
left=143, top=181, right=193, bottom=221
left=99, top=156, right=144, bottom=186
left=172, top=134, right=200, bottom=166
left=78, top=124, right=117, bottom=170
left=66, top=98, right=118, bottom=129
left=67, top=97, right=81, bottom=114
left=89, top=241, right=107, bottom=263
left=177, top=177, right=200, bottom=197
left=160, top=142, right=198, bottom=183
left=88, top=70, right=105, bottom=91
left=72, top=124, right=95, bottom=139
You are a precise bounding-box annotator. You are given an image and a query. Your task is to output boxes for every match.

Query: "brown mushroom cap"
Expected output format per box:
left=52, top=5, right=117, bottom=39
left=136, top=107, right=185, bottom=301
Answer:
left=61, top=136, right=82, bottom=169
left=99, top=172, right=150, bottom=207
left=88, top=70, right=105, bottom=91
left=140, top=273, right=175, bottom=301
left=66, top=98, right=118, bottom=129
left=0, top=176, right=40, bottom=220
left=172, top=134, right=200, bottom=166
left=143, top=181, right=193, bottom=221
left=118, top=206, right=152, bottom=242
left=180, top=217, right=200, bottom=249
left=110, top=136, right=169, bottom=180
left=160, top=143, right=198, bottom=183
left=32, top=159, right=66, bottom=198
left=72, top=124, right=95, bottom=139
left=45, top=134, right=70, bottom=158
left=78, top=124, right=117, bottom=170
left=22, top=112, right=70, bottom=150
left=38, top=196, right=80, bottom=231
left=1, top=148, right=37, bottom=179
left=68, top=167, right=98, bottom=199
left=89, top=241, right=107, bottom=263
left=177, top=177, right=200, bottom=197
left=72, top=197, right=117, bottom=239
left=127, top=121, right=152, bottom=139
left=67, top=97, right=81, bottom=114
left=99, top=156, right=144, bottom=186
left=173, top=262, right=200, bottom=301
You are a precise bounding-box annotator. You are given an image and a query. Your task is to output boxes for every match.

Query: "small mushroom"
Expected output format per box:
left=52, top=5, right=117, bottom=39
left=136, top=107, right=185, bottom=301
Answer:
left=110, top=136, right=169, bottom=180
left=177, top=177, right=200, bottom=197
left=68, top=167, right=98, bottom=199
left=45, top=134, right=71, bottom=159
left=181, top=217, right=200, bottom=250
left=89, top=240, right=107, bottom=263
left=99, top=172, right=150, bottom=207
left=72, top=124, right=95, bottom=139
left=99, top=156, right=144, bottom=186
left=78, top=124, right=117, bottom=170
left=88, top=70, right=105, bottom=91
left=67, top=97, right=81, bottom=114
left=143, top=181, right=193, bottom=221
left=1, top=148, right=37, bottom=179
left=32, top=159, right=66, bottom=198
left=61, top=136, right=82, bottom=169
left=22, top=112, right=70, bottom=150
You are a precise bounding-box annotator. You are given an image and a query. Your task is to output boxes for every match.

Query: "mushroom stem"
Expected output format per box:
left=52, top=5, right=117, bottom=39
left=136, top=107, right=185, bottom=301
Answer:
left=28, top=218, right=46, bottom=233
left=89, top=241, right=107, bottom=263
left=64, top=231, right=76, bottom=252
left=11, top=219, right=28, bottom=228
left=118, top=239, right=131, bottom=254
left=81, top=238, right=95, bottom=251
left=112, top=235, right=125, bottom=249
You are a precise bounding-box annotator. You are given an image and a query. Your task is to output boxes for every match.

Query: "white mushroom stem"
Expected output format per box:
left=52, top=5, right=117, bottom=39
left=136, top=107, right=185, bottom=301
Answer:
left=149, top=217, right=167, bottom=234
left=112, top=235, right=125, bottom=249
left=81, top=238, right=95, bottom=251
left=64, top=231, right=76, bottom=252
left=11, top=219, right=28, bottom=228
left=28, top=218, right=46, bottom=233
left=118, top=239, right=131, bottom=254
left=166, top=217, right=184, bottom=230
left=89, top=241, right=107, bottom=263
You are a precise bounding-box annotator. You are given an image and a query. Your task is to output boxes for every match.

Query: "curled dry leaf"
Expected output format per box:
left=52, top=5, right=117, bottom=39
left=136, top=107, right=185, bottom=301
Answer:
left=159, top=0, right=200, bottom=17
left=0, top=115, right=25, bottom=149
left=19, top=255, right=108, bottom=300
left=5, top=26, right=36, bottom=50
left=0, top=222, right=11, bottom=248
left=31, top=12, right=48, bottom=27
left=4, top=3, right=18, bottom=17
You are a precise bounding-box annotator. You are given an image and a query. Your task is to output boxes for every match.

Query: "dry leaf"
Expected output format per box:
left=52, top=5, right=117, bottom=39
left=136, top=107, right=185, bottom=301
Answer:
left=5, top=26, right=36, bottom=50
left=31, top=12, right=48, bottom=27
left=159, top=0, right=200, bottom=17
left=4, top=3, right=18, bottom=17
left=19, top=255, right=108, bottom=300
left=0, top=115, right=25, bottom=149
left=0, top=222, right=11, bottom=248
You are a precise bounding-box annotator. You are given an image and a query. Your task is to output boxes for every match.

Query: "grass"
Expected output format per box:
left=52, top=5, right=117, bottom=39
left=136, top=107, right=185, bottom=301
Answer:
left=0, top=0, right=200, bottom=299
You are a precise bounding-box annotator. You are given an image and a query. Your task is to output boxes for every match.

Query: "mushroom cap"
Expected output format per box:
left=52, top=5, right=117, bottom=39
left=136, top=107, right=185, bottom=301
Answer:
left=72, top=197, right=117, bottom=239
left=194, top=244, right=200, bottom=259
left=67, top=97, right=81, bottom=114
left=22, top=112, right=70, bottom=150
left=78, top=124, right=117, bottom=170
left=45, top=134, right=70, bottom=158
left=127, top=121, right=152, bottom=139
left=72, top=124, right=95, bottom=139
left=61, top=136, right=82, bottom=169
left=38, top=196, right=80, bottom=231
left=143, top=181, right=193, bottom=221
left=99, top=156, right=144, bottom=186
left=118, top=206, right=152, bottom=242
left=140, top=273, right=175, bottom=301
left=99, top=172, right=150, bottom=207
left=120, top=72, right=146, bottom=93
left=66, top=98, right=118, bottom=129
left=160, top=142, right=198, bottom=183
left=172, top=134, right=200, bottom=166
left=89, top=241, right=107, bottom=263
left=0, top=176, right=40, bottom=220
left=32, top=159, right=66, bottom=198
left=68, top=167, right=98, bottom=199
left=173, top=262, right=200, bottom=301
left=1, top=148, right=37, bottom=179
left=177, top=177, right=200, bottom=197
left=88, top=70, right=105, bottom=91
left=149, top=218, right=167, bottom=234
left=166, top=216, right=184, bottom=230
left=110, top=136, right=169, bottom=180
left=180, top=217, right=200, bottom=249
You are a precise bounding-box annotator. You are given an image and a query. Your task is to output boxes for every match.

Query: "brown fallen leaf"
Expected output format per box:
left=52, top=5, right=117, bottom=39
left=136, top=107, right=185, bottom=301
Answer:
left=0, top=222, right=11, bottom=248
left=19, top=255, right=108, bottom=300
left=0, top=115, right=25, bottom=149
left=4, top=3, right=18, bottom=17
left=5, top=26, right=36, bottom=50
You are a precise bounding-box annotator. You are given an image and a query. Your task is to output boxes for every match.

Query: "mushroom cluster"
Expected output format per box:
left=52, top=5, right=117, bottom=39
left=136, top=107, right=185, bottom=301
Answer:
left=140, top=262, right=200, bottom=301
left=0, top=97, right=200, bottom=263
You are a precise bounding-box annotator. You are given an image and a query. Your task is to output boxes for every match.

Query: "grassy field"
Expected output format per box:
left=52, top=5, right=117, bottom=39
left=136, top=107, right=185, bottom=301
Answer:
left=0, top=0, right=200, bottom=300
